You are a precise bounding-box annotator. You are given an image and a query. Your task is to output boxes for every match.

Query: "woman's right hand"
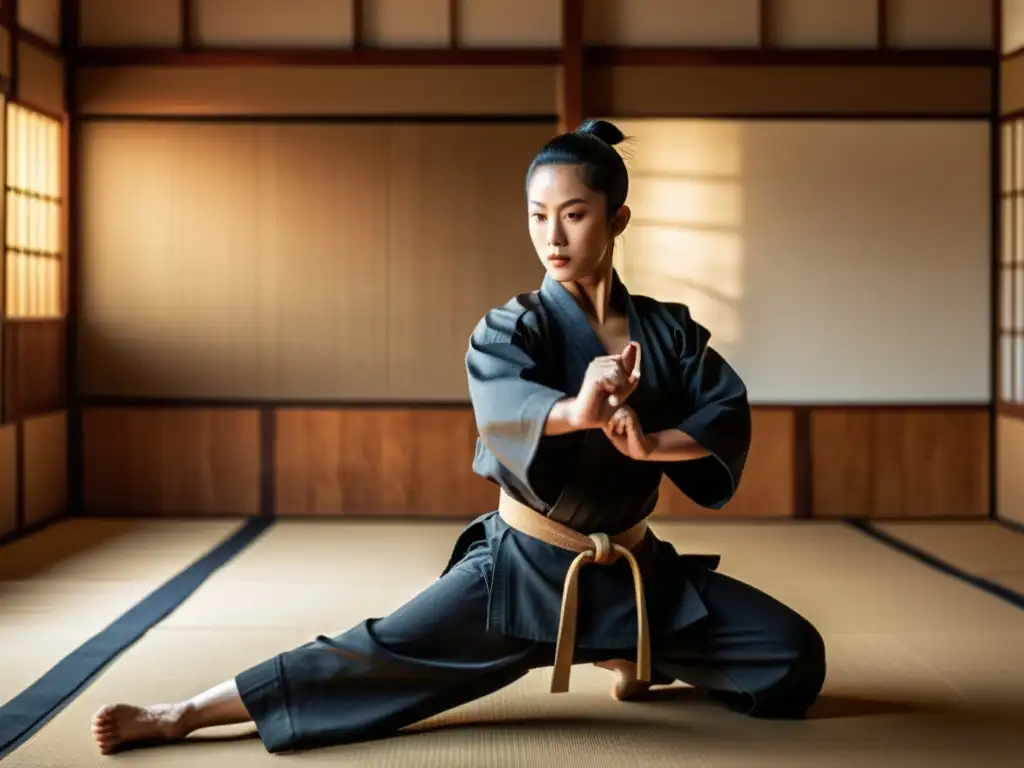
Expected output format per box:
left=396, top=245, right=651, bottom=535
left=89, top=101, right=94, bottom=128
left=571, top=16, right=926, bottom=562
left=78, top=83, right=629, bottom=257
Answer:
left=568, top=342, right=641, bottom=429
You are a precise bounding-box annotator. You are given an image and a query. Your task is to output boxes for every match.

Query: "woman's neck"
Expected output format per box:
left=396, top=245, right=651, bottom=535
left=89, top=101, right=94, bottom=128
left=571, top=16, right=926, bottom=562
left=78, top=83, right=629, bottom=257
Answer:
left=562, top=257, right=617, bottom=326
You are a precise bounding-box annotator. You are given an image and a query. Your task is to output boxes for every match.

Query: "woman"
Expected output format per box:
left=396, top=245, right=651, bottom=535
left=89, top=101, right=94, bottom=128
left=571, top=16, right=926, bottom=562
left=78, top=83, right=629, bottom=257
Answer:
left=92, top=119, right=826, bottom=756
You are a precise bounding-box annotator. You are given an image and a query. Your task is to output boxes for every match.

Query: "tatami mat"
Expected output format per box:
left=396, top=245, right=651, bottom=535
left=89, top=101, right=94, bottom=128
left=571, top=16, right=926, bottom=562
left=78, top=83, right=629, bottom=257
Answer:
left=0, top=519, right=244, bottom=703
left=5, top=519, right=1024, bottom=766
left=873, top=520, right=1024, bottom=596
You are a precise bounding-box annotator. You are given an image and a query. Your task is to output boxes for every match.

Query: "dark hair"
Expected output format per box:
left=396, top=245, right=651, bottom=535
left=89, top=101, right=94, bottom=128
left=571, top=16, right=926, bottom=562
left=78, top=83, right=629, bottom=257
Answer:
left=526, top=118, right=630, bottom=217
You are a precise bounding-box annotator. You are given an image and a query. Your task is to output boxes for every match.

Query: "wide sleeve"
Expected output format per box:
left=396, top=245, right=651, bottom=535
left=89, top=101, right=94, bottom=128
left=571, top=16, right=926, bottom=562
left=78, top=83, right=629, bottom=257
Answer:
left=465, top=300, right=568, bottom=493
left=661, top=304, right=752, bottom=509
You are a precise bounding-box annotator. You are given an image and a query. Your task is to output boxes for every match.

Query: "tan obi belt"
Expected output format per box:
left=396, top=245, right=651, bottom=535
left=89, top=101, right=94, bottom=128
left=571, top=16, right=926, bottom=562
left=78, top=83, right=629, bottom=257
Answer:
left=497, top=489, right=651, bottom=694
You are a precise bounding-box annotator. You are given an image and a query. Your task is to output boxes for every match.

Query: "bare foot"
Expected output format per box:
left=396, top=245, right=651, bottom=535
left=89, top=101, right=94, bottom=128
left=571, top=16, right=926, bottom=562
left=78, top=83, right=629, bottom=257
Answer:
left=90, top=703, right=191, bottom=755
left=593, top=659, right=652, bottom=701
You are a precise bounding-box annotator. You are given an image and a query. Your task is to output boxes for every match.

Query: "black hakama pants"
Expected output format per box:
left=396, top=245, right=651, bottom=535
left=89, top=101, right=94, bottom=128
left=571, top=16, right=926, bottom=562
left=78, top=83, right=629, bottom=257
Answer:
left=234, top=542, right=826, bottom=754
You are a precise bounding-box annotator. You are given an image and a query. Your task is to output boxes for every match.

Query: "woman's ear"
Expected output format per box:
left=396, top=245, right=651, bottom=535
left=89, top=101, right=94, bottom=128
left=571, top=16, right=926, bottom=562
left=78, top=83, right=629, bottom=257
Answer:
left=610, top=205, right=631, bottom=238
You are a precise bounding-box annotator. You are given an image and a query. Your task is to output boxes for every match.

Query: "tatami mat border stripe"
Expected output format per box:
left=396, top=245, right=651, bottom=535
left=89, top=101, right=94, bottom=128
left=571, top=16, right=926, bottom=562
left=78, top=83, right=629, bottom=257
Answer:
left=845, top=519, right=1024, bottom=611
left=995, top=516, right=1024, bottom=536
left=0, top=517, right=275, bottom=760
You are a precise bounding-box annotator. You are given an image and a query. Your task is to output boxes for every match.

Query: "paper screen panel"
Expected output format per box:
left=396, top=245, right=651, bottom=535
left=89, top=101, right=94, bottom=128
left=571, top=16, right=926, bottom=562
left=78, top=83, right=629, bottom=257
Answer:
left=5, top=103, right=62, bottom=319
left=606, top=118, right=989, bottom=403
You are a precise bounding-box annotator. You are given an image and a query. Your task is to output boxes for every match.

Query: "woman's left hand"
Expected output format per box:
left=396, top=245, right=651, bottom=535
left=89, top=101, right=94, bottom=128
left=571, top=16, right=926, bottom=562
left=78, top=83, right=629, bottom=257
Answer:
left=603, top=406, right=654, bottom=460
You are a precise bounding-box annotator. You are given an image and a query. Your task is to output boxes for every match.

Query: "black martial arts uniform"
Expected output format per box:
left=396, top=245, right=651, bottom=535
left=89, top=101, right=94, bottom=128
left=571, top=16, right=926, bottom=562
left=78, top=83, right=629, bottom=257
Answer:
left=235, top=271, right=827, bottom=753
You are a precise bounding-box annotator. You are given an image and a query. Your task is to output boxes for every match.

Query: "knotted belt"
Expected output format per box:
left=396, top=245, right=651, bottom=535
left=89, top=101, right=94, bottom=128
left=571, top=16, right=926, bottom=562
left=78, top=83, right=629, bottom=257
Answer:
left=497, top=489, right=651, bottom=694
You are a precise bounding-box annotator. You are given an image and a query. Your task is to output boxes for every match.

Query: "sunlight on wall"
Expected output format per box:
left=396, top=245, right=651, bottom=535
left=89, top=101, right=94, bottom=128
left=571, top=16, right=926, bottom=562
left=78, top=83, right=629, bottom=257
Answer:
left=609, top=119, right=744, bottom=356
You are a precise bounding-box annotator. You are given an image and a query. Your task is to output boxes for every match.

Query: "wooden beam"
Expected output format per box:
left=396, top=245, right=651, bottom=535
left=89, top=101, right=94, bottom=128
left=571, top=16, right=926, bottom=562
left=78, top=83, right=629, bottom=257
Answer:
left=352, top=0, right=363, bottom=49
left=561, top=0, right=583, bottom=131
left=182, top=0, right=195, bottom=50
left=61, top=0, right=80, bottom=517
left=878, top=0, right=888, bottom=48
left=8, top=0, right=17, bottom=100
left=75, top=47, right=561, bottom=67
left=585, top=47, right=994, bottom=68
left=991, top=0, right=1002, bottom=519
left=18, top=28, right=62, bottom=57
left=449, top=0, right=458, bottom=49
left=760, top=0, right=773, bottom=48
left=73, top=46, right=996, bottom=71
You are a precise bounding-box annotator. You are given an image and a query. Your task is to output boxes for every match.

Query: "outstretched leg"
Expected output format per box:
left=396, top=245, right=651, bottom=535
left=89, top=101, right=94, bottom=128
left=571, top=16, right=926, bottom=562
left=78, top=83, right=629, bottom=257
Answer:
left=92, top=546, right=541, bottom=755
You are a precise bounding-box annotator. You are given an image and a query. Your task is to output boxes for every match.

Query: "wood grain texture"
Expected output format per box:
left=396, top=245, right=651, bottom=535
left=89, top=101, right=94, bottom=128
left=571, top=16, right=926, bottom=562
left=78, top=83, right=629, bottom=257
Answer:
left=811, top=407, right=989, bottom=518
left=586, top=64, right=991, bottom=117
left=997, top=414, right=1024, bottom=526
left=0, top=424, right=17, bottom=536
left=275, top=407, right=496, bottom=517
left=78, top=121, right=548, bottom=401
left=77, top=405, right=991, bottom=520
left=81, top=407, right=260, bottom=515
left=654, top=407, right=795, bottom=518
left=3, top=320, right=66, bottom=421
left=22, top=410, right=66, bottom=526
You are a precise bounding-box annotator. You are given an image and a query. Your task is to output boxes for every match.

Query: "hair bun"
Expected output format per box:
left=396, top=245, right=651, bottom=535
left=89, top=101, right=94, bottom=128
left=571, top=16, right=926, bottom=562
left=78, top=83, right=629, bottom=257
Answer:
left=575, top=118, right=625, bottom=147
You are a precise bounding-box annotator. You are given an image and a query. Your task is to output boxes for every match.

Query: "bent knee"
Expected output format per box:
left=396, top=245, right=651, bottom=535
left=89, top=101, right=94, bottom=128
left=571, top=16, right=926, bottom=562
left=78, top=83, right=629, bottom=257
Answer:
left=751, top=617, right=826, bottom=719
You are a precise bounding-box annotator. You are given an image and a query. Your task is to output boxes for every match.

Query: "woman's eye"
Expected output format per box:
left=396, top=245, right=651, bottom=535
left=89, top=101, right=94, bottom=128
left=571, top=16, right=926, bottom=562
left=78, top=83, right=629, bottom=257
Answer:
left=566, top=211, right=584, bottom=221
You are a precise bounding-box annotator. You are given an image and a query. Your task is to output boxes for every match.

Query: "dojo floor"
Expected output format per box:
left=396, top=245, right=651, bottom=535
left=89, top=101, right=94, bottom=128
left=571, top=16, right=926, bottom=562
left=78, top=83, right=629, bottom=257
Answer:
left=1, top=517, right=1022, bottom=767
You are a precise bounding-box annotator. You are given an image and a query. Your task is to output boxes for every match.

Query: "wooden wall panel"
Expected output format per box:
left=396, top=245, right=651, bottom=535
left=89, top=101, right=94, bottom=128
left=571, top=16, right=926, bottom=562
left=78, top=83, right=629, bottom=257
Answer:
left=584, top=0, right=760, bottom=47
left=195, top=0, right=355, bottom=48
left=275, top=408, right=496, bottom=517
left=1002, top=55, right=1024, bottom=116
left=997, top=415, right=1024, bottom=526
left=587, top=65, right=992, bottom=117
left=384, top=124, right=547, bottom=400
left=0, top=425, right=17, bottom=537
left=79, top=0, right=182, bottom=47
left=362, top=0, right=450, bottom=48
left=18, top=0, right=62, bottom=46
left=22, top=411, right=66, bottom=527
left=886, top=0, right=993, bottom=49
left=811, top=408, right=989, bottom=518
left=18, top=42, right=65, bottom=116
left=772, top=0, right=879, bottom=49
left=457, top=0, right=562, bottom=48
left=654, top=408, right=795, bottom=518
left=3, top=321, right=65, bottom=421
left=78, top=121, right=548, bottom=400
left=0, top=27, right=10, bottom=79
left=75, top=66, right=559, bottom=116
left=81, top=408, right=261, bottom=515
left=76, top=405, right=993, bottom=520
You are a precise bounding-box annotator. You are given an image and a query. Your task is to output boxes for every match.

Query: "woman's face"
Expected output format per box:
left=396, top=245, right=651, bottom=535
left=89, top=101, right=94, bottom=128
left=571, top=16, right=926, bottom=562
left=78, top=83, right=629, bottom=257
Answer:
left=527, top=164, right=629, bottom=282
